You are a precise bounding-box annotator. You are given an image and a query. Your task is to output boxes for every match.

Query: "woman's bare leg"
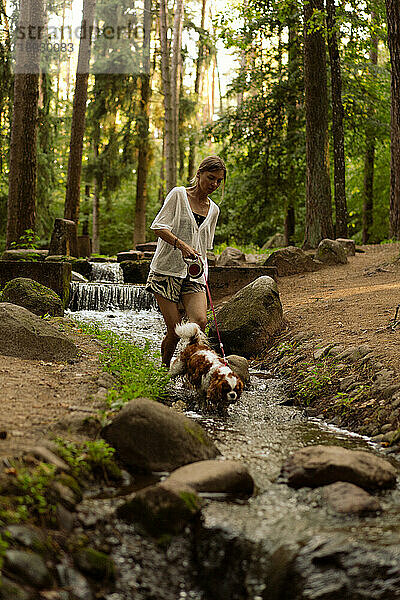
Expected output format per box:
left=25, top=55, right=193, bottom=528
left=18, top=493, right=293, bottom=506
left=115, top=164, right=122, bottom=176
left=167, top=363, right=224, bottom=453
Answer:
left=181, top=291, right=208, bottom=331
left=154, top=293, right=181, bottom=367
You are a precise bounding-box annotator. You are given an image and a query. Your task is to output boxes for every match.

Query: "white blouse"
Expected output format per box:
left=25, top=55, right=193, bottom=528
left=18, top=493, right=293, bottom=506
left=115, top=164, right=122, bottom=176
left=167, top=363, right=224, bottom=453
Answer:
left=149, top=186, right=220, bottom=284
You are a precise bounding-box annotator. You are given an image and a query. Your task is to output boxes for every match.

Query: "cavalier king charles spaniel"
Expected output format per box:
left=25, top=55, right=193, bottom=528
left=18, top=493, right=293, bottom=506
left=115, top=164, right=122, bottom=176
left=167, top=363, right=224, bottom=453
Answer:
left=169, top=322, right=244, bottom=415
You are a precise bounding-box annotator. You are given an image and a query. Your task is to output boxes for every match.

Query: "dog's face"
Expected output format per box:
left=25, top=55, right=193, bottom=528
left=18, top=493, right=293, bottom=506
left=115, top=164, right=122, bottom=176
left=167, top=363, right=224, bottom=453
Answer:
left=207, top=368, right=244, bottom=415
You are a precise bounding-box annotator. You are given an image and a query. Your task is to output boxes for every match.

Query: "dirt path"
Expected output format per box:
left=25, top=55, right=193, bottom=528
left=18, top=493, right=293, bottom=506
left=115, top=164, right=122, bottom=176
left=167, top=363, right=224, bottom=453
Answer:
left=0, top=243, right=399, bottom=459
left=276, top=243, right=400, bottom=374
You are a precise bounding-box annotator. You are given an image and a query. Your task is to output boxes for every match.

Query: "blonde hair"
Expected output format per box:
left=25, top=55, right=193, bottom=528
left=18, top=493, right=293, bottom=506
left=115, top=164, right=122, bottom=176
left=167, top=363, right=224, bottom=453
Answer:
left=190, top=155, right=227, bottom=185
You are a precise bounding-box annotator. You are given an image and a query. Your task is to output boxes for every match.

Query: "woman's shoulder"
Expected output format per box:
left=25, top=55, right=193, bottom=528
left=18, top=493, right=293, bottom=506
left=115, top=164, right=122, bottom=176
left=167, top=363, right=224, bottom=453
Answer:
left=209, top=198, right=220, bottom=214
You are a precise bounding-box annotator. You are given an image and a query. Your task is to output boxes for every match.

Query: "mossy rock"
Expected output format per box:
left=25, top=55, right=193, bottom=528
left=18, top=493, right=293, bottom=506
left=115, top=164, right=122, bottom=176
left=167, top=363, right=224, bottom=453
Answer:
left=2, top=277, right=63, bottom=317
left=73, top=547, right=116, bottom=581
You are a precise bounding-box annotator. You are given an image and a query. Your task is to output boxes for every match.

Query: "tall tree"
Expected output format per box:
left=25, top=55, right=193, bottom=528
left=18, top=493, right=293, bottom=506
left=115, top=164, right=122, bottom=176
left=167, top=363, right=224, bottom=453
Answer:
left=159, top=0, right=174, bottom=192
left=326, top=0, right=347, bottom=238
left=362, top=9, right=378, bottom=244
left=385, top=0, right=400, bottom=239
left=303, top=0, right=333, bottom=248
left=7, top=0, right=44, bottom=247
left=64, top=0, right=96, bottom=225
left=133, top=0, right=152, bottom=247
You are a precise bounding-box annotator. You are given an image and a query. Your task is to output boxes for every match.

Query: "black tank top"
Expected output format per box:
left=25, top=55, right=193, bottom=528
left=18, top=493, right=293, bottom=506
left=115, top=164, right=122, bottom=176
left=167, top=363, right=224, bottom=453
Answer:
left=192, top=211, right=206, bottom=227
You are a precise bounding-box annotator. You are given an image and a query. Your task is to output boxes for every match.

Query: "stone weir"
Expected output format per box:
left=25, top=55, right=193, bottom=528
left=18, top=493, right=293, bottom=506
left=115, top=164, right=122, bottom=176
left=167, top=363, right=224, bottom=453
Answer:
left=68, top=282, right=157, bottom=312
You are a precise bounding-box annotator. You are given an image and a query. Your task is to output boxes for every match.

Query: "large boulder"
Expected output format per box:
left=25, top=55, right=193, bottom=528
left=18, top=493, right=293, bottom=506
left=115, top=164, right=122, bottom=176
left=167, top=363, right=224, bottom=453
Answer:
left=280, top=445, right=397, bottom=490
left=209, top=276, right=283, bottom=357
left=322, top=481, right=381, bottom=515
left=226, top=355, right=250, bottom=385
left=1, top=277, right=64, bottom=317
left=101, top=398, right=220, bottom=472
left=0, top=303, right=78, bottom=361
left=263, top=246, right=321, bottom=276
left=164, top=460, right=254, bottom=495
left=216, top=247, right=246, bottom=266
left=315, top=239, right=348, bottom=265
left=119, top=260, right=151, bottom=283
left=261, top=232, right=285, bottom=250
left=336, top=238, right=356, bottom=256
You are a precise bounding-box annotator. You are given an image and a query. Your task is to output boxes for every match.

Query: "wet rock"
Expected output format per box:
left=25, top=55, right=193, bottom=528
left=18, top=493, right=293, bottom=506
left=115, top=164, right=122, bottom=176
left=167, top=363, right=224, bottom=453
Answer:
left=209, top=276, right=283, bottom=357
left=226, top=355, right=250, bottom=385
left=102, top=398, right=220, bottom=472
left=56, top=564, right=93, bottom=600
left=322, top=481, right=382, bottom=515
left=285, top=535, right=400, bottom=600
left=51, top=481, right=79, bottom=510
left=116, top=483, right=201, bottom=536
left=4, top=550, right=53, bottom=588
left=5, top=525, right=45, bottom=550
left=119, top=260, right=151, bottom=284
left=0, top=303, right=77, bottom=361
left=73, top=548, right=116, bottom=581
left=280, top=445, right=397, bottom=490
left=335, top=238, right=356, bottom=256
left=315, top=239, right=348, bottom=265
left=55, top=503, right=75, bottom=532
left=0, top=575, right=32, bottom=600
left=263, top=246, right=321, bottom=276
left=2, top=277, right=64, bottom=317
left=25, top=446, right=71, bottom=473
left=164, top=460, right=254, bottom=495
left=216, top=247, right=246, bottom=266
left=71, top=271, right=88, bottom=282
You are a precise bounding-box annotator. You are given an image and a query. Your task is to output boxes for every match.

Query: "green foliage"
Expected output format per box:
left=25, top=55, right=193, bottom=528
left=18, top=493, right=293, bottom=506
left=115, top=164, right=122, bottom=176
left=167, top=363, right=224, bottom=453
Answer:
left=296, top=358, right=341, bottom=406
left=54, top=438, right=120, bottom=481
left=12, top=463, right=58, bottom=524
left=76, top=321, right=170, bottom=410
left=333, top=384, right=371, bottom=414
left=10, top=229, right=40, bottom=250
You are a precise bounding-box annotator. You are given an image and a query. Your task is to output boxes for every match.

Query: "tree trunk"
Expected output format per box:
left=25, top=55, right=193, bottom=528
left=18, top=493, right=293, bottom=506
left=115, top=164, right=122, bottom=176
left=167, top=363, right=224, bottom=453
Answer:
left=133, top=0, right=152, bottom=247
left=171, top=0, right=183, bottom=180
left=188, top=0, right=206, bottom=182
left=64, top=0, right=96, bottom=225
left=6, top=0, right=43, bottom=248
left=302, top=0, right=333, bottom=248
left=362, top=12, right=378, bottom=244
left=159, top=0, right=175, bottom=192
left=326, top=0, right=347, bottom=239
left=386, top=0, right=400, bottom=239
left=92, top=140, right=100, bottom=254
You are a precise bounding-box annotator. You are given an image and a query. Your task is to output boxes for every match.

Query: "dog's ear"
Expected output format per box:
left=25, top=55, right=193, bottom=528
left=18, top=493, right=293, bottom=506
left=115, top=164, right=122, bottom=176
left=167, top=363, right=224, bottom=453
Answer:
left=207, top=377, right=220, bottom=404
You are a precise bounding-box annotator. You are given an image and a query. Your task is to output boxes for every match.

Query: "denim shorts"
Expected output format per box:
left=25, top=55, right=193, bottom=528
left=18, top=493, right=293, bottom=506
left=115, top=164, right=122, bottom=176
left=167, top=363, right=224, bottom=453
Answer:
left=145, top=271, right=206, bottom=303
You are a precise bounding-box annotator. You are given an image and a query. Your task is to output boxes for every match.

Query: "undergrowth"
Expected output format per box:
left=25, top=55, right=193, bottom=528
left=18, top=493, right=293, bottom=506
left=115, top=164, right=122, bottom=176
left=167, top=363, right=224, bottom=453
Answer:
left=75, top=321, right=170, bottom=411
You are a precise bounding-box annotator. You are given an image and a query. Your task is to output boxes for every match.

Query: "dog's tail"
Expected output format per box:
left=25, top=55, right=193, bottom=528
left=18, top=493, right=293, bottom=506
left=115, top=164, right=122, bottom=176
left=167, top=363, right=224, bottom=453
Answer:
left=175, top=322, right=207, bottom=345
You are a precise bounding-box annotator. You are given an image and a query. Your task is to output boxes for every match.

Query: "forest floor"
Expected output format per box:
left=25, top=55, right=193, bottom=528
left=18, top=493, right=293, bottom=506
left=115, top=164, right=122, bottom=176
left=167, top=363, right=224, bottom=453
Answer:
left=0, top=242, right=399, bottom=459
left=275, top=242, right=400, bottom=374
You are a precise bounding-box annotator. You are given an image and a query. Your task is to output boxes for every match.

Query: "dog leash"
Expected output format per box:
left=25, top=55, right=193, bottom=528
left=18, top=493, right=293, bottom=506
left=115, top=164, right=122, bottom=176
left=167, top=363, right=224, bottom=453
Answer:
left=203, top=268, right=227, bottom=366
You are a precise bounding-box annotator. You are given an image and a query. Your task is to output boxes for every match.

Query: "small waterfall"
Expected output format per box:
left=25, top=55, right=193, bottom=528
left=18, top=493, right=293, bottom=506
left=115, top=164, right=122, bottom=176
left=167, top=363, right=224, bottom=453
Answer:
left=68, top=282, right=157, bottom=311
left=89, top=262, right=124, bottom=283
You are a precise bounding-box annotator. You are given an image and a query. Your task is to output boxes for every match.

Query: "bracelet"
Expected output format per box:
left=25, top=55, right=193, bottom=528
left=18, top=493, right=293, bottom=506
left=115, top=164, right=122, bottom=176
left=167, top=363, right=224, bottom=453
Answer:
left=173, top=237, right=179, bottom=250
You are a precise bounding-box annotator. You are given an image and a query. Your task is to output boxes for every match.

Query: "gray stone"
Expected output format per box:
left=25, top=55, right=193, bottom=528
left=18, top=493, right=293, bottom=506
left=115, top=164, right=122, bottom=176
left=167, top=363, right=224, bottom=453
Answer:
left=1, top=249, right=47, bottom=261
left=119, top=260, right=151, bottom=284
left=164, top=460, right=254, bottom=495
left=216, top=246, right=246, bottom=266
left=261, top=232, right=285, bottom=250
left=116, top=482, right=201, bottom=536
left=336, top=345, right=372, bottom=363
left=25, top=446, right=70, bottom=472
left=2, top=278, right=64, bottom=316
left=4, top=550, right=52, bottom=588
left=0, top=261, right=71, bottom=307
left=335, top=238, right=356, bottom=256
left=0, top=576, right=31, bottom=600
left=208, top=276, right=283, bottom=357
left=280, top=445, right=397, bottom=490
left=57, top=564, right=93, bottom=600
left=226, top=355, right=250, bottom=384
left=322, top=481, right=381, bottom=515
left=0, top=303, right=77, bottom=361
left=5, top=525, right=44, bottom=549
left=73, top=548, right=116, bottom=581
left=71, top=271, right=88, bottom=282
left=102, top=398, right=220, bottom=472
left=49, top=218, right=78, bottom=257
left=315, top=239, right=348, bottom=265
left=263, top=246, right=321, bottom=276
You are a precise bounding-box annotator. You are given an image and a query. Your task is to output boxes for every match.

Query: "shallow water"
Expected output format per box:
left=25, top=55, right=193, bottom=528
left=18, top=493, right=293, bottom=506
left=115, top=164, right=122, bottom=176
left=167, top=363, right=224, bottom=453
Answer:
left=70, top=302, right=400, bottom=599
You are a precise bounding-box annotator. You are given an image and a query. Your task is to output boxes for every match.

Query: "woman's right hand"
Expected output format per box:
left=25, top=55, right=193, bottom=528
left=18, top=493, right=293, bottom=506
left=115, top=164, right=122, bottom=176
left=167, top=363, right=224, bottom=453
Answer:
left=177, top=240, right=199, bottom=259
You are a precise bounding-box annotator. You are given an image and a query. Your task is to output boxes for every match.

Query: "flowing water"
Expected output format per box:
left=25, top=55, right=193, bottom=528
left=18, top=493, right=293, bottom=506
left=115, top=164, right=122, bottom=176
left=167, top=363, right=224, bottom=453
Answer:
left=68, top=266, right=400, bottom=599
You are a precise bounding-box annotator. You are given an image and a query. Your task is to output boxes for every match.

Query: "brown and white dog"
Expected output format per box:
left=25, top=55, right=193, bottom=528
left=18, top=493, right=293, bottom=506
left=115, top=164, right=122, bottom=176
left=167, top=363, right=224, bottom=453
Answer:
left=169, top=322, right=244, bottom=415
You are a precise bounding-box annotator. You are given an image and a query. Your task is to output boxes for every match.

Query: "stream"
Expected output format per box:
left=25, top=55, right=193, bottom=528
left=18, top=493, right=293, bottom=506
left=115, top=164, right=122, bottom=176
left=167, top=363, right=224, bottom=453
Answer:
left=67, top=264, right=400, bottom=600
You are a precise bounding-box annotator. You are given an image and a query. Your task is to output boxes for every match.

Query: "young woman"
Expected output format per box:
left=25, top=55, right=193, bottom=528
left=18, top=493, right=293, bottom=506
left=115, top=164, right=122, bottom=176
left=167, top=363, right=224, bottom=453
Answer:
left=146, top=155, right=226, bottom=366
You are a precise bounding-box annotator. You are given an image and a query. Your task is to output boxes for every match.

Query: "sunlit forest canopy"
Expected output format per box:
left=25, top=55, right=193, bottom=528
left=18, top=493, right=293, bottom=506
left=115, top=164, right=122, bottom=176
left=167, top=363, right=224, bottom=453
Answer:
left=0, top=0, right=398, bottom=254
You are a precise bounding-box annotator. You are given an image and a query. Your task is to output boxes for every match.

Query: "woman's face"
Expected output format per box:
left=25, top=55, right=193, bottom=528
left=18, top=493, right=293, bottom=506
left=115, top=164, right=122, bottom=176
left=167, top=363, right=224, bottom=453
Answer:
left=198, top=169, right=225, bottom=195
